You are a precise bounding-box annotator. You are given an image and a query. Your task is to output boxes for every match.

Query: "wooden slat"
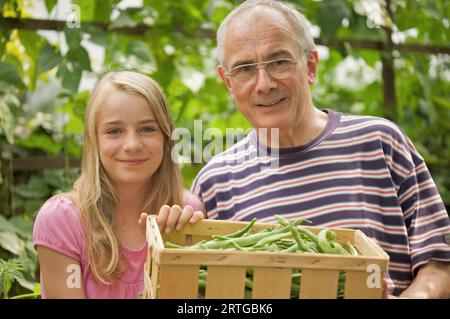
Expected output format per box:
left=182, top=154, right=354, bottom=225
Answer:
left=344, top=270, right=382, bottom=299
left=300, top=269, right=340, bottom=299
left=160, top=249, right=387, bottom=271
left=143, top=263, right=153, bottom=299
left=354, top=231, right=389, bottom=261
left=252, top=267, right=292, bottom=299
left=157, top=265, right=199, bottom=298
left=205, top=266, right=246, bottom=299
left=162, top=231, right=187, bottom=246
left=12, top=156, right=80, bottom=171
left=147, top=216, right=165, bottom=250
left=150, top=258, right=160, bottom=298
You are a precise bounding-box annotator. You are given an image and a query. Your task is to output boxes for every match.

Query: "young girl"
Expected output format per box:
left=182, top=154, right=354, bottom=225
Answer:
left=32, top=71, right=204, bottom=298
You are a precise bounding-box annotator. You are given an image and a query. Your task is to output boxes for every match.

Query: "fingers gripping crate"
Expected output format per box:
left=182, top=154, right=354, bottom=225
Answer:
left=144, top=216, right=389, bottom=299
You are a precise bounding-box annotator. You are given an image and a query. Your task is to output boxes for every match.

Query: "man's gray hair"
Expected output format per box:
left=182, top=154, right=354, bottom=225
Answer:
left=216, top=0, right=316, bottom=66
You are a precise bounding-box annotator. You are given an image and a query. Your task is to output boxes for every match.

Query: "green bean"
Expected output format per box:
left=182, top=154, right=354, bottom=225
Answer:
left=165, top=242, right=184, bottom=248
left=253, top=231, right=291, bottom=248
left=290, top=224, right=314, bottom=253
left=318, top=229, right=339, bottom=254
left=347, top=242, right=358, bottom=256
left=227, top=240, right=245, bottom=251
left=297, top=227, right=319, bottom=244
left=212, top=234, right=232, bottom=240
left=223, top=218, right=257, bottom=238
left=332, top=242, right=350, bottom=255
left=282, top=243, right=299, bottom=253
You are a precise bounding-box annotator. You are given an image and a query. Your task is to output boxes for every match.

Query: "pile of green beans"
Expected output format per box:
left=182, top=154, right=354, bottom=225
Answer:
left=166, top=215, right=358, bottom=256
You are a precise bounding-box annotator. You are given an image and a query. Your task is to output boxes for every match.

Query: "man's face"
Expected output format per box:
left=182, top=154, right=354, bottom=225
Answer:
left=218, top=8, right=318, bottom=133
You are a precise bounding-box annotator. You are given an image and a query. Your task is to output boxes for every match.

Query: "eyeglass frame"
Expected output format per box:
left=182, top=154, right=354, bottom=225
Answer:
left=223, top=57, right=299, bottom=84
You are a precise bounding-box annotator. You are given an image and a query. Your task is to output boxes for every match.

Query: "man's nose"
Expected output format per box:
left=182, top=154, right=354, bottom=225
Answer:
left=254, top=67, right=277, bottom=94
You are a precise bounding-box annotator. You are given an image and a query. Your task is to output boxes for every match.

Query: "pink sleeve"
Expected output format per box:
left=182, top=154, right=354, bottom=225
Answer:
left=32, top=196, right=85, bottom=261
left=182, top=190, right=205, bottom=212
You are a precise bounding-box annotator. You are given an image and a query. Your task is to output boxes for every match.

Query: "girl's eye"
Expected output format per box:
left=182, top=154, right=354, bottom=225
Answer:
left=141, top=127, right=156, bottom=133
left=107, top=128, right=122, bottom=135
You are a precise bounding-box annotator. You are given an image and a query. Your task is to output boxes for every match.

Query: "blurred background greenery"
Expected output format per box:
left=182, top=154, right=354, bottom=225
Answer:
left=0, top=0, right=449, bottom=298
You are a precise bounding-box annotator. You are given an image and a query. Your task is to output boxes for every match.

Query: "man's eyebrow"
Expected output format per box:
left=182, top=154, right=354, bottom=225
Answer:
left=230, top=59, right=254, bottom=69
left=266, top=50, right=292, bottom=60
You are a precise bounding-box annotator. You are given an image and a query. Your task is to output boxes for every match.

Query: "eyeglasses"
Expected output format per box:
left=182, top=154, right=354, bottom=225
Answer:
left=224, top=58, right=298, bottom=84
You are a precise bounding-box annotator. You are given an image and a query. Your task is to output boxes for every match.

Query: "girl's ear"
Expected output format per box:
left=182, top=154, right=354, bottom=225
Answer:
left=306, top=50, right=319, bottom=85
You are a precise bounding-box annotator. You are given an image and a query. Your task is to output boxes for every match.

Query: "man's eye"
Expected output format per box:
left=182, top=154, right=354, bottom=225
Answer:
left=272, top=59, right=289, bottom=66
left=235, top=65, right=255, bottom=74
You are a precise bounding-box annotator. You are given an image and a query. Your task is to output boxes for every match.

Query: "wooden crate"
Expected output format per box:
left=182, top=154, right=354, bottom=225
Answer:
left=144, top=216, right=389, bottom=299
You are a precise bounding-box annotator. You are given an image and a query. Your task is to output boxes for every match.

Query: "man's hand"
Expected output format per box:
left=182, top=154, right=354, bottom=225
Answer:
left=382, top=261, right=450, bottom=298
left=138, top=205, right=204, bottom=234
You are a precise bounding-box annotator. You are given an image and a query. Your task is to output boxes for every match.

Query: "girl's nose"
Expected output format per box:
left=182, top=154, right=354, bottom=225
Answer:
left=123, top=132, right=143, bottom=152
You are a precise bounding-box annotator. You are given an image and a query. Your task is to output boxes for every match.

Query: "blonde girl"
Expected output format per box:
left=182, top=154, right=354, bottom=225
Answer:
left=32, top=71, right=204, bottom=298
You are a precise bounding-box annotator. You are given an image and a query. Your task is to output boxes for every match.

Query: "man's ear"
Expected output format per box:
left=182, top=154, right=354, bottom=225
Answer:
left=217, top=65, right=233, bottom=92
left=306, top=50, right=319, bottom=85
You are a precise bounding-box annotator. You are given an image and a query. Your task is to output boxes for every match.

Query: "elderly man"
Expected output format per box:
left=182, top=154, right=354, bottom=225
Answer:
left=191, top=0, right=450, bottom=298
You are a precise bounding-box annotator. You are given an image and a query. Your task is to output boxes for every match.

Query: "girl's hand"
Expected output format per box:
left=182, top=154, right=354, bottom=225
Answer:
left=138, top=205, right=204, bottom=234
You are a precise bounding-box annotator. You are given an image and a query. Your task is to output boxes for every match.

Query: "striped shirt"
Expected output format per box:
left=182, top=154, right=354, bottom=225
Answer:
left=191, top=108, right=450, bottom=296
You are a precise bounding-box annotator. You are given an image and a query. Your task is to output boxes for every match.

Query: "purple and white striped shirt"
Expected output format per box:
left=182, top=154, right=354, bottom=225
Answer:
left=191, top=108, right=450, bottom=296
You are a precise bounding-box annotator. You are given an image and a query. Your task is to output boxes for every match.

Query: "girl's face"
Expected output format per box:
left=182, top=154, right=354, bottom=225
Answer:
left=96, top=89, right=165, bottom=188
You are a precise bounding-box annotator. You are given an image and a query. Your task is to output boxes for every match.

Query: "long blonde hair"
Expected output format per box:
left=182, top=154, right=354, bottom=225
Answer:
left=68, top=71, right=183, bottom=284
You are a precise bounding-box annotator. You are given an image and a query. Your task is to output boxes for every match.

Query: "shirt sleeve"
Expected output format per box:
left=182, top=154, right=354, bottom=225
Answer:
left=398, top=144, right=450, bottom=275
left=32, top=196, right=85, bottom=261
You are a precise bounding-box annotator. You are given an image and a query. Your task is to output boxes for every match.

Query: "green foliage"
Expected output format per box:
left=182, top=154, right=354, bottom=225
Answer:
left=0, top=258, right=39, bottom=299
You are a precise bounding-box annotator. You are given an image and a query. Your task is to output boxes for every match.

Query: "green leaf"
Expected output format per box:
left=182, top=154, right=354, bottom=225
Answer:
left=8, top=216, right=34, bottom=239
left=109, top=10, right=138, bottom=29
left=57, top=61, right=83, bottom=94
left=0, top=62, right=24, bottom=88
left=0, top=215, right=15, bottom=233
left=0, top=99, right=15, bottom=144
left=66, top=46, right=92, bottom=71
left=0, top=232, right=22, bottom=255
left=127, top=40, right=153, bottom=62
left=24, top=200, right=44, bottom=216
left=16, top=134, right=62, bottom=155
left=27, top=77, right=62, bottom=114
left=44, top=0, right=57, bottom=14
left=94, top=0, right=113, bottom=23
left=64, top=27, right=82, bottom=50
left=13, top=177, right=51, bottom=200
left=38, top=44, right=62, bottom=73
left=14, top=275, right=36, bottom=292
left=319, top=0, right=351, bottom=39
left=431, top=95, right=450, bottom=110
left=73, top=0, right=96, bottom=21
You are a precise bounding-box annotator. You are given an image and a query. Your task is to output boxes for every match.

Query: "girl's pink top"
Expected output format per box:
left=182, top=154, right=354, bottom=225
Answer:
left=32, top=192, right=204, bottom=299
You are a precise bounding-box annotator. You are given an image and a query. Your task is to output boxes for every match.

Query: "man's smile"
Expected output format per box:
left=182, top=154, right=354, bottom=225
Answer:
left=256, top=97, right=287, bottom=108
